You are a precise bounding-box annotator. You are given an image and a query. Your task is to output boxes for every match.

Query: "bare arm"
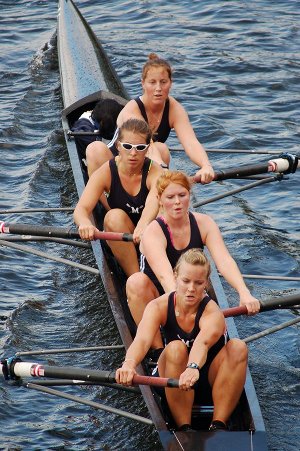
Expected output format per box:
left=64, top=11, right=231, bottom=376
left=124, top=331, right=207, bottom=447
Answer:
left=179, top=301, right=224, bottom=389
left=133, top=163, right=162, bottom=242
left=169, top=97, right=214, bottom=183
left=116, top=296, right=167, bottom=385
left=73, top=164, right=110, bottom=240
left=140, top=221, right=176, bottom=292
left=197, top=213, right=260, bottom=314
left=117, top=100, right=145, bottom=126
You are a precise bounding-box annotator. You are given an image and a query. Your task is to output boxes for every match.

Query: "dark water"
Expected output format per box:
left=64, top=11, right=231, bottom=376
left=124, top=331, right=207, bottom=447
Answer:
left=0, top=1, right=299, bottom=450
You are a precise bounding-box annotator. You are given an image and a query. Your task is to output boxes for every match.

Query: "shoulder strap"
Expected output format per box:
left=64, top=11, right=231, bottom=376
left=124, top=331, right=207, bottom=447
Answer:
left=134, top=97, right=148, bottom=123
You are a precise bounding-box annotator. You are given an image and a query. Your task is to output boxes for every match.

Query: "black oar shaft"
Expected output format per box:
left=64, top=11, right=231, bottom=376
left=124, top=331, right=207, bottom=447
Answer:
left=260, top=293, right=300, bottom=312
left=214, top=162, right=270, bottom=181
left=31, top=364, right=117, bottom=383
left=6, top=361, right=179, bottom=388
left=1, top=222, right=79, bottom=239
left=0, top=222, right=133, bottom=242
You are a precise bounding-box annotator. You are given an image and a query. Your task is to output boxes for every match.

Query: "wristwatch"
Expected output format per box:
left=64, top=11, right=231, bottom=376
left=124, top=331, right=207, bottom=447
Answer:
left=186, top=362, right=200, bottom=371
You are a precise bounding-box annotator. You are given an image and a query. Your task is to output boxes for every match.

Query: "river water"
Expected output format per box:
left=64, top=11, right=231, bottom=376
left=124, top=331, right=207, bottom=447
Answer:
left=0, top=1, right=299, bottom=450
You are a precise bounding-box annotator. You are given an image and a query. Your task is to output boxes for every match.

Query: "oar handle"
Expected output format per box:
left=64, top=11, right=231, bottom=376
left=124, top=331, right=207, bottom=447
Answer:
left=132, top=374, right=179, bottom=388
left=222, top=306, right=248, bottom=317
left=222, top=293, right=300, bottom=317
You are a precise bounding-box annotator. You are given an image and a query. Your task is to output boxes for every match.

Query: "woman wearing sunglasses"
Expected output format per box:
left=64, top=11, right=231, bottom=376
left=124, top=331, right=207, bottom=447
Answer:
left=74, top=118, right=163, bottom=277
left=86, top=53, right=214, bottom=184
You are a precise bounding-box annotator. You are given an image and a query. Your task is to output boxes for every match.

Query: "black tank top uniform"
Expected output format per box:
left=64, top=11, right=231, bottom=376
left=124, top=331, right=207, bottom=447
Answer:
left=153, top=292, right=227, bottom=408
left=140, top=212, right=204, bottom=295
left=108, top=97, right=171, bottom=157
left=163, top=292, right=226, bottom=364
left=134, top=96, right=171, bottom=143
left=106, top=157, right=152, bottom=226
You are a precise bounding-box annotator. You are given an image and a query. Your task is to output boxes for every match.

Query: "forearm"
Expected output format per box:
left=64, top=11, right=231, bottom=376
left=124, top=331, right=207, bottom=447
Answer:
left=184, top=142, right=212, bottom=168
left=217, top=256, right=250, bottom=296
left=73, top=205, right=93, bottom=226
left=188, top=341, right=209, bottom=370
left=123, top=340, right=150, bottom=369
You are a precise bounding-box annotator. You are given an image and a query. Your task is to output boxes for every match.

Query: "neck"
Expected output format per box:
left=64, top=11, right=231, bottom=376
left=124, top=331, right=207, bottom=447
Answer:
left=175, top=293, right=200, bottom=317
left=163, top=211, right=189, bottom=227
left=117, top=157, right=143, bottom=177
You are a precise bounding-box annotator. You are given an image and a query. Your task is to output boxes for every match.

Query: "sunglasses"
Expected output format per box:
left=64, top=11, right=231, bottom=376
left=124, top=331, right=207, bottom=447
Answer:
left=119, top=142, right=150, bottom=152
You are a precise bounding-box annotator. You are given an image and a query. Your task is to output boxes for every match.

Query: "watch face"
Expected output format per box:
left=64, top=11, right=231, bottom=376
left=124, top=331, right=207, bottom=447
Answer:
left=187, top=362, right=199, bottom=370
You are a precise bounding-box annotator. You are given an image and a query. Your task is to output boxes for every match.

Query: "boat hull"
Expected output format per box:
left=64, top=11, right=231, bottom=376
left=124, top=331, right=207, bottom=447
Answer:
left=57, top=1, right=268, bottom=449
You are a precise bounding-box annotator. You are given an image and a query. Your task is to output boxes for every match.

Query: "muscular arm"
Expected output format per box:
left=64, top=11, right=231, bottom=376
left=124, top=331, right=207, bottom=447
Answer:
left=169, top=98, right=213, bottom=183
left=73, top=163, right=110, bottom=239
left=117, top=100, right=145, bottom=126
left=133, top=163, right=162, bottom=241
left=188, top=301, right=224, bottom=368
left=116, top=296, right=167, bottom=384
left=197, top=213, right=260, bottom=313
left=140, top=221, right=176, bottom=292
left=179, top=301, right=224, bottom=389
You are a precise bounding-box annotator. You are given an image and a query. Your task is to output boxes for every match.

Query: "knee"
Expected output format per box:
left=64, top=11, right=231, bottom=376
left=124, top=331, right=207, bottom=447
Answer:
left=86, top=141, right=100, bottom=161
left=227, top=338, right=248, bottom=365
left=104, top=209, right=127, bottom=231
left=165, top=340, right=188, bottom=364
left=126, top=273, right=148, bottom=299
left=86, top=142, right=110, bottom=164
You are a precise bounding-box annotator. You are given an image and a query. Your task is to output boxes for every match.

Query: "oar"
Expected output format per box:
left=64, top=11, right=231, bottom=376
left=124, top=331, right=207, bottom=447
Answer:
left=1, top=359, right=179, bottom=388
left=222, top=293, right=300, bottom=318
left=0, top=221, right=133, bottom=242
left=193, top=153, right=299, bottom=182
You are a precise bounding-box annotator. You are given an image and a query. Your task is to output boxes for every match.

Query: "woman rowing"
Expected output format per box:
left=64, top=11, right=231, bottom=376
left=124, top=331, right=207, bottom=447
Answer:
left=86, top=53, right=214, bottom=183
left=74, top=119, right=163, bottom=277
left=126, top=170, right=260, bottom=349
left=116, top=249, right=248, bottom=431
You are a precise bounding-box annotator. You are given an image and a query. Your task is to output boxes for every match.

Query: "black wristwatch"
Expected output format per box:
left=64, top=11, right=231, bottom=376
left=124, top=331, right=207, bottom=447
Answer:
left=186, top=362, right=200, bottom=371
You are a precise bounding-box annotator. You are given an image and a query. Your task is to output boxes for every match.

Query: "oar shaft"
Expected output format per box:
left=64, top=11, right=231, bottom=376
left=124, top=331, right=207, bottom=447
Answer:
left=6, top=361, right=116, bottom=383
left=260, top=293, right=300, bottom=311
left=0, top=222, right=133, bottom=242
left=1, top=360, right=179, bottom=388
left=194, top=154, right=299, bottom=183
left=0, top=222, right=79, bottom=239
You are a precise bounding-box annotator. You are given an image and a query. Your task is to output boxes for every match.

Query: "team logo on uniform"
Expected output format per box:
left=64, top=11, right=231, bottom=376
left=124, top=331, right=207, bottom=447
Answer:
left=126, top=203, right=144, bottom=214
left=177, top=334, right=195, bottom=349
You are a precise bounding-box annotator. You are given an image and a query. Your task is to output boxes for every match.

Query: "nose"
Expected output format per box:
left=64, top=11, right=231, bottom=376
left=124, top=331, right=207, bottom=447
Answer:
left=187, top=283, right=195, bottom=292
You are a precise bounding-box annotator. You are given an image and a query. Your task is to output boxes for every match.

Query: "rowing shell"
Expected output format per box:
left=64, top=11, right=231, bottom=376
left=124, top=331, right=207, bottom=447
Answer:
left=57, top=0, right=268, bottom=449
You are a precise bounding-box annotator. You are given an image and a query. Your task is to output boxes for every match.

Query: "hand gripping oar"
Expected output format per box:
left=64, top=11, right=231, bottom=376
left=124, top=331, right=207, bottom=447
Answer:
left=0, top=359, right=179, bottom=388
left=222, top=293, right=300, bottom=318
left=0, top=222, right=133, bottom=242
left=193, top=153, right=299, bottom=182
